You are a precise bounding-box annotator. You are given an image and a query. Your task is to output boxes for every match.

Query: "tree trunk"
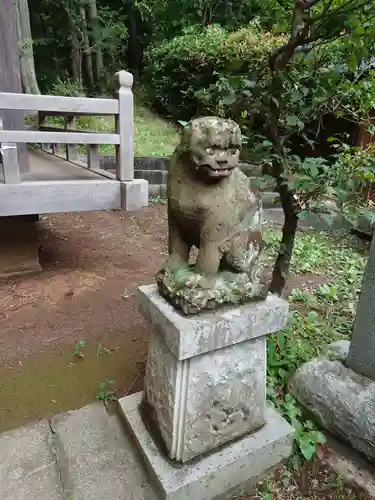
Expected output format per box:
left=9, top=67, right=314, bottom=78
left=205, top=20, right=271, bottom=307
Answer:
left=266, top=112, right=299, bottom=296
left=269, top=187, right=299, bottom=295
left=0, top=0, right=30, bottom=172
left=63, top=3, right=82, bottom=86
left=126, top=3, right=142, bottom=83
left=80, top=5, right=94, bottom=92
left=13, top=0, right=40, bottom=94
left=71, top=28, right=82, bottom=85
left=87, top=0, right=103, bottom=84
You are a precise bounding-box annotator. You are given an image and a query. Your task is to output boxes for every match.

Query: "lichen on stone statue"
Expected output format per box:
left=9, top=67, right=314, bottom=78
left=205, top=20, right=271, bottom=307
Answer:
left=156, top=116, right=268, bottom=315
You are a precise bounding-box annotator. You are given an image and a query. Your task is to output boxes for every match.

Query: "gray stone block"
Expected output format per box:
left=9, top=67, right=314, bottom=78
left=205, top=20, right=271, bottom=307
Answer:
left=289, top=355, right=375, bottom=461
left=134, top=157, right=169, bottom=172
left=0, top=420, right=64, bottom=500
left=51, top=403, right=156, bottom=500
left=118, top=392, right=294, bottom=500
left=135, top=169, right=168, bottom=185
left=121, top=179, right=149, bottom=211
left=149, top=184, right=162, bottom=197
left=301, top=211, right=350, bottom=231
left=93, top=155, right=170, bottom=172
left=144, top=328, right=267, bottom=462
left=137, top=284, right=289, bottom=360
left=262, top=192, right=280, bottom=208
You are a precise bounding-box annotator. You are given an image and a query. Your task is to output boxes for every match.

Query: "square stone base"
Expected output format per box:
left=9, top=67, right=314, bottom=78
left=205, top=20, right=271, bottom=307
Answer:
left=118, top=392, right=294, bottom=500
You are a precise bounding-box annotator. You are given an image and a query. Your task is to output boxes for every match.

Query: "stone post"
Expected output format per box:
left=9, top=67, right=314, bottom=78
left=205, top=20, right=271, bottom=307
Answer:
left=119, top=285, right=293, bottom=500
left=346, top=235, right=375, bottom=380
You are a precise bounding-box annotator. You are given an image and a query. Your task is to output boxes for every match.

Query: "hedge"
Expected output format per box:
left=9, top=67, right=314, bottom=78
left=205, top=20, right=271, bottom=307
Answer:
left=143, top=23, right=287, bottom=121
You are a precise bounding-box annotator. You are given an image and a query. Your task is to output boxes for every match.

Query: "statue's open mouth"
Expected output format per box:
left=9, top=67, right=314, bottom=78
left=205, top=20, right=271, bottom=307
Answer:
left=202, top=164, right=234, bottom=178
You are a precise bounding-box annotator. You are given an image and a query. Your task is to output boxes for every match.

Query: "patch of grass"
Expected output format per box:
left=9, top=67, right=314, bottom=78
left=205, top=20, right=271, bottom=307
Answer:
left=134, top=104, right=178, bottom=157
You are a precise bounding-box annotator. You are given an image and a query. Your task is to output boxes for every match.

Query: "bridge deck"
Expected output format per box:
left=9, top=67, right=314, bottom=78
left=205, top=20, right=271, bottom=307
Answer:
left=0, top=149, right=113, bottom=183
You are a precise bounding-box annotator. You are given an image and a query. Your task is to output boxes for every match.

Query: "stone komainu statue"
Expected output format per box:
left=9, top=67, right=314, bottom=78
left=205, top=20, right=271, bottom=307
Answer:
left=156, top=116, right=268, bottom=314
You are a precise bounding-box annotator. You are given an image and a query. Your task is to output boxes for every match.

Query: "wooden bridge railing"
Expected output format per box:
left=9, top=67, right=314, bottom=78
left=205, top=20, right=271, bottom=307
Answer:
left=0, top=70, right=134, bottom=183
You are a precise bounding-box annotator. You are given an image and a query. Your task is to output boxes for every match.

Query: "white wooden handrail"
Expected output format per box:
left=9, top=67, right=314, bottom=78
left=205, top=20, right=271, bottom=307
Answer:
left=0, top=70, right=134, bottom=182
left=0, top=93, right=118, bottom=115
left=0, top=130, right=120, bottom=144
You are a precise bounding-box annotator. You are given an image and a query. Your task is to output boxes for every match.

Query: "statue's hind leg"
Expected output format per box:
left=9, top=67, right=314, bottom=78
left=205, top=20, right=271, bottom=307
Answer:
left=222, top=230, right=263, bottom=276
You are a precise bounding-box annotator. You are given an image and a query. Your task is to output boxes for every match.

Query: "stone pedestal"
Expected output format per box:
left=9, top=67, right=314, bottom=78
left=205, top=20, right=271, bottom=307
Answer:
left=118, top=285, right=293, bottom=499
left=138, top=285, right=289, bottom=463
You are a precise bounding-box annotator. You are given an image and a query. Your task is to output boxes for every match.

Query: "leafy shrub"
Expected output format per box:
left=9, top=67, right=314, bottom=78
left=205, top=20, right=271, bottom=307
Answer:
left=49, top=77, right=86, bottom=97
left=143, top=22, right=286, bottom=120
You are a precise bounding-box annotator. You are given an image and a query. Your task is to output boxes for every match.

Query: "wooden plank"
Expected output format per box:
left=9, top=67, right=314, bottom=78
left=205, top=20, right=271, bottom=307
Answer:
left=0, top=92, right=119, bottom=115
left=89, top=168, right=116, bottom=180
left=62, top=157, right=117, bottom=180
left=1, top=143, right=20, bottom=183
left=0, top=130, right=120, bottom=144
left=0, top=180, right=121, bottom=216
left=36, top=111, right=114, bottom=118
left=27, top=149, right=109, bottom=181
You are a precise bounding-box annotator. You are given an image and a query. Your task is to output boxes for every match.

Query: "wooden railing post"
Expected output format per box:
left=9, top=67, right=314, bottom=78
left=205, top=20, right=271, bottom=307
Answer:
left=87, top=144, right=100, bottom=169
left=38, top=112, right=50, bottom=151
left=115, top=70, right=134, bottom=181
left=0, top=142, right=21, bottom=184
left=52, top=143, right=62, bottom=156
left=66, top=116, right=78, bottom=161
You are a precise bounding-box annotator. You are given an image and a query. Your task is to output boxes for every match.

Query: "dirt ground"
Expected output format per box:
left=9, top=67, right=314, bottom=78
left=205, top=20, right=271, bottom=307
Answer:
left=0, top=205, right=327, bottom=431
left=0, top=204, right=168, bottom=430
left=0, top=205, right=169, bottom=365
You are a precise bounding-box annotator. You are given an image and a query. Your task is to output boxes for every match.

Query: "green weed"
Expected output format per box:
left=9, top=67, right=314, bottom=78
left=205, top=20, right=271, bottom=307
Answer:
left=73, top=340, right=86, bottom=360
left=149, top=196, right=167, bottom=204
left=96, top=380, right=118, bottom=405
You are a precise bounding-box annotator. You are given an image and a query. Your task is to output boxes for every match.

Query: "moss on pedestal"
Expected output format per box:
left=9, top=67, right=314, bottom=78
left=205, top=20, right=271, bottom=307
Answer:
left=156, top=264, right=268, bottom=315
